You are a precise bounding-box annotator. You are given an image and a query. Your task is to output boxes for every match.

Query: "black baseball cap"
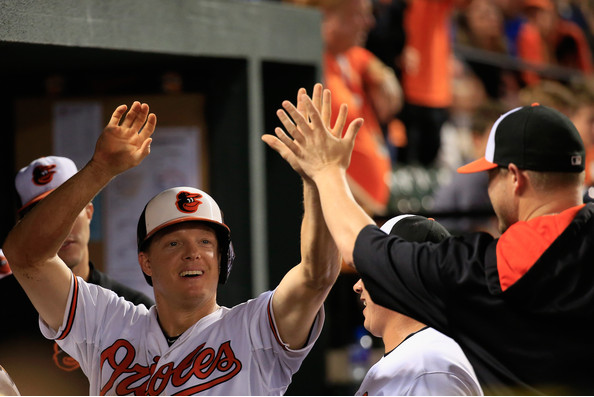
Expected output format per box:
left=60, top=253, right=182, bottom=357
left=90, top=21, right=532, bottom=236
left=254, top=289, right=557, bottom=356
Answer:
left=457, top=103, right=585, bottom=174
left=380, top=214, right=451, bottom=243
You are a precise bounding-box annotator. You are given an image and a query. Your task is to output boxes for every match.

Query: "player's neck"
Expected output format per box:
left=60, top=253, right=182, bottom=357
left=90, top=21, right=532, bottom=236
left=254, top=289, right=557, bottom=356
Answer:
left=155, top=298, right=219, bottom=338
left=519, top=185, right=583, bottom=222
left=382, top=316, right=426, bottom=354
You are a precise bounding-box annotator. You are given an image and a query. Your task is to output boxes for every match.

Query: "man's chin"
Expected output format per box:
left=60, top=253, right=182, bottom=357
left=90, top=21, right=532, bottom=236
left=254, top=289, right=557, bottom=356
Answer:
left=59, top=253, right=82, bottom=271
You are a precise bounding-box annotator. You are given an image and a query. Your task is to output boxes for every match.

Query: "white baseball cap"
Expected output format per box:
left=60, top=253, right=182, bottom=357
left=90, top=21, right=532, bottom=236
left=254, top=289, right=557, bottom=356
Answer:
left=136, top=187, right=234, bottom=285
left=15, top=156, right=78, bottom=214
left=137, top=187, right=230, bottom=245
left=0, top=249, right=12, bottom=280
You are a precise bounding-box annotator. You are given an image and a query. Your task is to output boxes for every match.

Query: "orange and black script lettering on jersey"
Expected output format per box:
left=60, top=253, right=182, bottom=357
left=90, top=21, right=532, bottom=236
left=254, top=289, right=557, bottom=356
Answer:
left=100, top=339, right=242, bottom=395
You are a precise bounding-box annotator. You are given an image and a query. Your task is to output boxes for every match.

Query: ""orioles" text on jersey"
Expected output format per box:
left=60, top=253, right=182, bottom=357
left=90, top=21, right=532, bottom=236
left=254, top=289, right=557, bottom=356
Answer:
left=100, top=339, right=242, bottom=395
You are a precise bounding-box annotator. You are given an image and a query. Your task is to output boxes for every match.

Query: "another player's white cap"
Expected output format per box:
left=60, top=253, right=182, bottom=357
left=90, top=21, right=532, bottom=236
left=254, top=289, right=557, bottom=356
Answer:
left=0, top=249, right=11, bottom=280
left=137, top=187, right=234, bottom=284
left=15, top=156, right=78, bottom=215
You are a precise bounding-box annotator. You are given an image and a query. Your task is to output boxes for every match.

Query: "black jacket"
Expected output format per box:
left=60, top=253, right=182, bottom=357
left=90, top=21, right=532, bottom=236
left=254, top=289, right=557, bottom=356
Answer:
left=354, top=203, right=594, bottom=395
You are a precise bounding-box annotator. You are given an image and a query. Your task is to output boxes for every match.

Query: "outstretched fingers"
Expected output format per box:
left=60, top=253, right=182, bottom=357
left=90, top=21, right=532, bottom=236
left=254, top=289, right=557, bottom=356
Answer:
left=120, top=101, right=142, bottom=129
left=274, top=127, right=299, bottom=152
left=278, top=101, right=309, bottom=143
left=321, top=88, right=332, bottom=133
left=261, top=134, right=298, bottom=168
left=344, top=117, right=364, bottom=148
left=138, top=112, right=157, bottom=142
left=301, top=95, right=326, bottom=133
left=296, top=87, right=307, bottom=116
left=129, top=103, right=151, bottom=134
left=331, top=103, right=349, bottom=138
left=138, top=137, right=153, bottom=158
left=108, top=104, right=128, bottom=127
left=311, top=84, right=323, bottom=117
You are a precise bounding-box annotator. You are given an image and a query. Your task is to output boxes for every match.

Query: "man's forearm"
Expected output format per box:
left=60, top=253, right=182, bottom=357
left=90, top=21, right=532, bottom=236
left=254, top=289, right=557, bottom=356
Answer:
left=300, top=180, right=340, bottom=288
left=313, top=166, right=375, bottom=267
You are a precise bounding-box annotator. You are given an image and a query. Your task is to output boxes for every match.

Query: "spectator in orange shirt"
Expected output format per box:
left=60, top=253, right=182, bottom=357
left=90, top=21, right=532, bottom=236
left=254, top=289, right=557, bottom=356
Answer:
left=399, top=0, right=471, bottom=166
left=286, top=0, right=403, bottom=215
left=516, top=0, right=593, bottom=85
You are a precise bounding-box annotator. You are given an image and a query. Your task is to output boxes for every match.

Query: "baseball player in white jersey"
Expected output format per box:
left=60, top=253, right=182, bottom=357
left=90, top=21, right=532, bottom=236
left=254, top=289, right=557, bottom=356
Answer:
left=353, top=215, right=482, bottom=396
left=4, top=86, right=342, bottom=395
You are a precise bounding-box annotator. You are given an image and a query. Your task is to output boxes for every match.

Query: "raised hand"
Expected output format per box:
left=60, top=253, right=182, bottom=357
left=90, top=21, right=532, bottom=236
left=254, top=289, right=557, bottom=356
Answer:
left=264, top=85, right=323, bottom=180
left=262, top=83, right=363, bottom=183
left=92, top=101, right=157, bottom=177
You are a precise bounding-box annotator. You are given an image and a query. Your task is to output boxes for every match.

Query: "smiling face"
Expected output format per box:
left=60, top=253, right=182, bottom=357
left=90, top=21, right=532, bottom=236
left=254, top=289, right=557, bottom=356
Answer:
left=139, top=222, right=221, bottom=310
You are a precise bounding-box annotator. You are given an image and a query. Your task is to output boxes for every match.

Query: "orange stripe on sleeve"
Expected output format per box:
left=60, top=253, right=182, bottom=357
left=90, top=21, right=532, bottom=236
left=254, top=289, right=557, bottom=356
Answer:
left=266, top=297, right=289, bottom=351
left=57, top=274, right=79, bottom=341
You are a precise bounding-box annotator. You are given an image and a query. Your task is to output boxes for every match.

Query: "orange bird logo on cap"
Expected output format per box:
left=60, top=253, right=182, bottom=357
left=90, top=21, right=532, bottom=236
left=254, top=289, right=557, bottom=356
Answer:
left=176, top=191, right=203, bottom=213
left=0, top=254, right=10, bottom=275
left=32, top=164, right=57, bottom=185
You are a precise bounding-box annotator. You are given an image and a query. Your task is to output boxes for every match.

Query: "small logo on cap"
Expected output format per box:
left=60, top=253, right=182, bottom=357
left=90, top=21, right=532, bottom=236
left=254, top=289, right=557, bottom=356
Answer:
left=571, top=155, right=583, bottom=166
left=176, top=191, right=203, bottom=213
left=32, top=164, right=57, bottom=186
left=0, top=254, right=10, bottom=275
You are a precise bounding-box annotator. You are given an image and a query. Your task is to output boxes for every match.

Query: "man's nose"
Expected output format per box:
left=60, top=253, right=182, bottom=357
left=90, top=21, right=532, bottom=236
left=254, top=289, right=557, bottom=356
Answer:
left=353, top=279, right=363, bottom=294
left=184, top=244, right=202, bottom=260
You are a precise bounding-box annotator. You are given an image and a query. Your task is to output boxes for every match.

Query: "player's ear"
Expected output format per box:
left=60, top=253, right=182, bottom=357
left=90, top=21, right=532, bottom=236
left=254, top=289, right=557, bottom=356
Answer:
left=85, top=202, right=94, bottom=221
left=508, top=163, right=527, bottom=194
left=138, top=252, right=152, bottom=277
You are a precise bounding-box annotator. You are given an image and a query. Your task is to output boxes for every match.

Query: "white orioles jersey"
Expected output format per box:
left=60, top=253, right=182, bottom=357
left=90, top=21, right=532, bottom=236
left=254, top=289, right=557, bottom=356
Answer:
left=356, top=328, right=483, bottom=396
left=40, top=276, right=324, bottom=395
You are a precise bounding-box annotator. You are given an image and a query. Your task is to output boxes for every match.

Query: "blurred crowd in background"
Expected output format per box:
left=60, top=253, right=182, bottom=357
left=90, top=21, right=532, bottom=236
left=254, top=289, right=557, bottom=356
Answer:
left=272, top=5, right=594, bottom=390
left=283, top=0, right=594, bottom=237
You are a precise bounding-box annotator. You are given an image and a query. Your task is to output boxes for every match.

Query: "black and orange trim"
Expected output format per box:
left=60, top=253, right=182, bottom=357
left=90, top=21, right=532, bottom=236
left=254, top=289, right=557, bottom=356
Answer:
left=56, top=274, right=79, bottom=341
left=266, top=297, right=289, bottom=351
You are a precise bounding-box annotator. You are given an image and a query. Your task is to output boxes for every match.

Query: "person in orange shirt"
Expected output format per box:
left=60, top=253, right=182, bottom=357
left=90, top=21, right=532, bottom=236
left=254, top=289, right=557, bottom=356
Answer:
left=399, top=0, right=471, bottom=166
left=286, top=0, right=403, bottom=216
left=516, top=0, right=593, bottom=85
